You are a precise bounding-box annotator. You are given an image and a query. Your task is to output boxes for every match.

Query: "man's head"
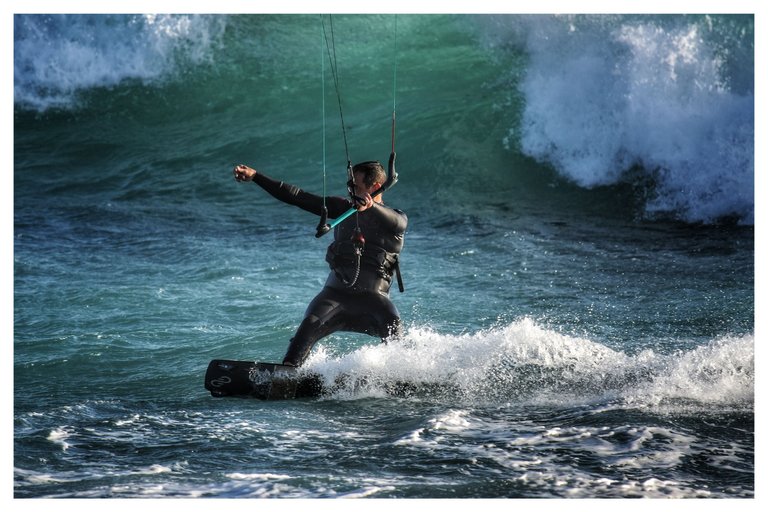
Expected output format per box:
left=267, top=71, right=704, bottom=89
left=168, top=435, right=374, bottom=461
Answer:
left=352, top=161, right=387, bottom=191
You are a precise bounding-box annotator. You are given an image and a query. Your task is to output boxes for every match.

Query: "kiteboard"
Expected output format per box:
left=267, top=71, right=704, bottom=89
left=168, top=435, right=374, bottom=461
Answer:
left=205, top=359, right=460, bottom=400
left=204, top=360, right=323, bottom=399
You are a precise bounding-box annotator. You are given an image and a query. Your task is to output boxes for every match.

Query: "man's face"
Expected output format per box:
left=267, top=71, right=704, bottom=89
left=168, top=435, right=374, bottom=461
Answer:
left=352, top=172, right=381, bottom=197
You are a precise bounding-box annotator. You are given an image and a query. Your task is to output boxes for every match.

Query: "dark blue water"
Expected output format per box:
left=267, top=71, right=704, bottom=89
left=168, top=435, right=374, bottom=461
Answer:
left=14, top=14, right=754, bottom=498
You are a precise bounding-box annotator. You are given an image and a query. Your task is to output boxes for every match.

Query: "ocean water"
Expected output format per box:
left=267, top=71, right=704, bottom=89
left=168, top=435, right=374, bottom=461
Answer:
left=13, top=14, right=755, bottom=499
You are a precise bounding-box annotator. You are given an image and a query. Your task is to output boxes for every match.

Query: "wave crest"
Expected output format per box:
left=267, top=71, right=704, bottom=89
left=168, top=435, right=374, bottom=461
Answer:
left=485, top=15, right=754, bottom=224
left=14, top=14, right=226, bottom=111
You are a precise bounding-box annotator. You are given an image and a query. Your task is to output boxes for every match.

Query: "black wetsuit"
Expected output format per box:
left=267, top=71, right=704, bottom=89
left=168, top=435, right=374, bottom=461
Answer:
left=252, top=172, right=407, bottom=366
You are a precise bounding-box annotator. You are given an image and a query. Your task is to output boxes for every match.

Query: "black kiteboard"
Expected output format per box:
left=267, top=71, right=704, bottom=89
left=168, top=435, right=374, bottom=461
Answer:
left=205, top=359, right=460, bottom=400
left=204, top=360, right=323, bottom=400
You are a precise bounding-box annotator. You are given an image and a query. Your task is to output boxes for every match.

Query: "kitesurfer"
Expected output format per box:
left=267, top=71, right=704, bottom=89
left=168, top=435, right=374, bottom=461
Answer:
left=233, top=162, right=407, bottom=366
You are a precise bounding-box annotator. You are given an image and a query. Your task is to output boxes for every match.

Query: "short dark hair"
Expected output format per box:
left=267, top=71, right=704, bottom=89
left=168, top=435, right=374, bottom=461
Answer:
left=352, top=161, right=386, bottom=188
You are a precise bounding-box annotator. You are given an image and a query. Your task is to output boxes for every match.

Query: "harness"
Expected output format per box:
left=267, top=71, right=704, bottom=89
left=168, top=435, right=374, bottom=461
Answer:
left=325, top=235, right=404, bottom=293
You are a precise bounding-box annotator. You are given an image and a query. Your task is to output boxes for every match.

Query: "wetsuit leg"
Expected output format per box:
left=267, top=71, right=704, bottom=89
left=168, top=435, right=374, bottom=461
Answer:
left=282, top=287, right=403, bottom=367
left=282, top=288, right=347, bottom=366
left=367, top=293, right=402, bottom=342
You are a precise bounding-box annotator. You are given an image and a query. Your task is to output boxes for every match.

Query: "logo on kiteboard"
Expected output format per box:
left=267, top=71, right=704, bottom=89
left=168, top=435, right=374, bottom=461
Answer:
left=209, top=376, right=232, bottom=388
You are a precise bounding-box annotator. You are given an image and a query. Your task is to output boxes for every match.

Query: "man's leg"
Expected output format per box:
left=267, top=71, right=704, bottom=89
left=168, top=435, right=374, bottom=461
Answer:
left=282, top=289, right=344, bottom=367
left=368, top=294, right=402, bottom=344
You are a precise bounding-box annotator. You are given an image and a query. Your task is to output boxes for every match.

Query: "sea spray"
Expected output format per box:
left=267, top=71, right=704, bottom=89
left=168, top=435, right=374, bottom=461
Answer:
left=303, top=317, right=754, bottom=410
left=479, top=14, right=754, bottom=224
left=13, top=14, right=227, bottom=111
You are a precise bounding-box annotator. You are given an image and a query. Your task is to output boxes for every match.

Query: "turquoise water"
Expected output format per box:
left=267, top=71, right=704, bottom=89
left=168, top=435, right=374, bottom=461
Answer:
left=14, top=14, right=753, bottom=498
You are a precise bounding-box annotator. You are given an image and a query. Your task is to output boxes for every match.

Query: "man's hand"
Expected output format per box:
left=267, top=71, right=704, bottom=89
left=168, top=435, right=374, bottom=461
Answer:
left=233, top=164, right=257, bottom=182
left=355, top=192, right=375, bottom=212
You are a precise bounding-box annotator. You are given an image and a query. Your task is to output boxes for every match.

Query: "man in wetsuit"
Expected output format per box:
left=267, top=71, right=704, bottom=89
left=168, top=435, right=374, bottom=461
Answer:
left=233, top=162, right=407, bottom=367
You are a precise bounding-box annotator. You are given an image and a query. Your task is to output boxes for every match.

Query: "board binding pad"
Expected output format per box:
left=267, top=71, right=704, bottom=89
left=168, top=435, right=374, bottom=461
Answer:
left=205, top=360, right=322, bottom=399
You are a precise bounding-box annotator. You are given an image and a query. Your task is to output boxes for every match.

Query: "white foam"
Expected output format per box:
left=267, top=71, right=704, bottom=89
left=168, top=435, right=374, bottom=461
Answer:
left=394, top=409, right=472, bottom=447
left=225, top=472, right=292, bottom=480
left=14, top=14, right=226, bottom=111
left=46, top=427, right=72, bottom=451
left=337, top=486, right=396, bottom=498
left=304, top=317, right=754, bottom=411
left=630, top=334, right=754, bottom=406
left=485, top=15, right=754, bottom=224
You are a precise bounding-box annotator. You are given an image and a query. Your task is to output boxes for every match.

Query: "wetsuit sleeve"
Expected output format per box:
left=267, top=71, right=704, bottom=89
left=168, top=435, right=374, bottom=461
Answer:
left=251, top=171, right=350, bottom=217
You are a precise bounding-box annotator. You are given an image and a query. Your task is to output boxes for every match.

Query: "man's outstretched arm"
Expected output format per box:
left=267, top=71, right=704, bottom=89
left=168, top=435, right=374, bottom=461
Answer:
left=233, top=164, right=349, bottom=217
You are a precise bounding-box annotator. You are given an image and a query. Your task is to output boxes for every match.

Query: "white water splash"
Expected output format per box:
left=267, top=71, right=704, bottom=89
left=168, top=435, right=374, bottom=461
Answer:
left=14, top=14, right=227, bottom=111
left=304, top=317, right=754, bottom=410
left=484, top=15, right=754, bottom=224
